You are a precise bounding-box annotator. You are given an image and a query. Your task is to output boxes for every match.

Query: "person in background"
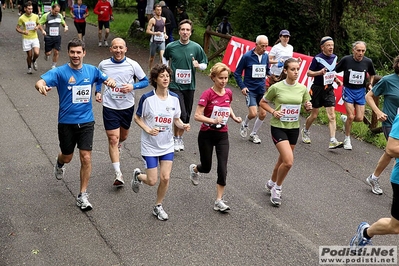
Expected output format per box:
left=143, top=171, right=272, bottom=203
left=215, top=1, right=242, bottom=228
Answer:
left=260, top=58, right=312, bottom=207
left=146, top=3, right=167, bottom=70
left=94, top=0, right=113, bottom=47
left=136, top=0, right=146, bottom=32
left=189, top=62, right=242, bottom=212
left=268, top=29, right=294, bottom=86
left=145, top=0, right=153, bottom=21
left=216, top=16, right=232, bottom=35
left=301, top=36, right=343, bottom=149
left=364, top=56, right=399, bottom=195
left=131, top=64, right=190, bottom=221
left=159, top=0, right=176, bottom=44
left=176, top=4, right=187, bottom=23
left=58, top=0, right=66, bottom=17
left=70, top=0, right=89, bottom=41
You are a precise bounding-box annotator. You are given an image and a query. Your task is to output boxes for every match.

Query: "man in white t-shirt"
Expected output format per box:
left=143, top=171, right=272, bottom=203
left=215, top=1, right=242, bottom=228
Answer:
left=96, top=38, right=149, bottom=187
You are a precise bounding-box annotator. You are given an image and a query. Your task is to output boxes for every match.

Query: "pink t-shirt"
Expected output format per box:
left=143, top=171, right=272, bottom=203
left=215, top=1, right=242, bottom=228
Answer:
left=198, top=87, right=233, bottom=132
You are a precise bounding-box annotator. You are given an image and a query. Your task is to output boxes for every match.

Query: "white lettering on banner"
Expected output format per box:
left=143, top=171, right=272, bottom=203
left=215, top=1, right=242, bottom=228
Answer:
left=227, top=39, right=250, bottom=67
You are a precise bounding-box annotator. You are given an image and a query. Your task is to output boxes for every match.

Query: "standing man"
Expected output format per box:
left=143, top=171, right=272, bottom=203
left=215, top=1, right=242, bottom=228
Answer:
left=94, top=0, right=113, bottom=47
left=146, top=3, right=167, bottom=71
left=336, top=41, right=376, bottom=150
left=301, top=36, right=343, bottom=149
left=16, top=1, right=44, bottom=74
left=96, top=38, right=149, bottom=187
left=39, top=4, right=68, bottom=69
left=233, top=35, right=270, bottom=144
left=159, top=1, right=176, bottom=44
left=163, top=19, right=208, bottom=152
left=35, top=38, right=116, bottom=211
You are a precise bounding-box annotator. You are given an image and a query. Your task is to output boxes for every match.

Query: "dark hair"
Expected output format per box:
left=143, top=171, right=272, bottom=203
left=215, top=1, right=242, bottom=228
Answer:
left=153, top=3, right=161, bottom=10
left=278, top=58, right=299, bottom=81
left=150, top=64, right=173, bottom=88
left=178, top=19, right=192, bottom=31
left=67, top=38, right=85, bottom=52
left=394, top=55, right=399, bottom=74
left=24, top=1, right=32, bottom=8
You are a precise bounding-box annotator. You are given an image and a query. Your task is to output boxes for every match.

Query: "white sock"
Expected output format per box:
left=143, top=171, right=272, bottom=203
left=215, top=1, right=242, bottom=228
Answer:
left=275, top=185, right=282, bottom=190
left=372, top=173, right=378, bottom=180
left=345, top=136, right=350, bottom=140
left=112, top=162, right=121, bottom=173
left=251, top=118, right=264, bottom=135
left=244, top=115, right=249, bottom=126
left=330, top=137, right=337, bottom=142
left=267, top=180, right=275, bottom=187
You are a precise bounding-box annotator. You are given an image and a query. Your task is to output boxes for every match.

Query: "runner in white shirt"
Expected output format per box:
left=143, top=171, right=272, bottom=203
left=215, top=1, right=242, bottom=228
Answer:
left=96, top=38, right=149, bottom=187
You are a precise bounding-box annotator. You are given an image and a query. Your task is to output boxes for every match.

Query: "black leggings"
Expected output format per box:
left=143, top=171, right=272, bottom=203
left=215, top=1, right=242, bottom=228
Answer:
left=196, top=130, right=229, bottom=186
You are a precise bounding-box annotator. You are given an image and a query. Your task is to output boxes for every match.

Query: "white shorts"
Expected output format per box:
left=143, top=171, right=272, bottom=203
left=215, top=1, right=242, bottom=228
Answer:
left=22, top=38, right=40, bottom=52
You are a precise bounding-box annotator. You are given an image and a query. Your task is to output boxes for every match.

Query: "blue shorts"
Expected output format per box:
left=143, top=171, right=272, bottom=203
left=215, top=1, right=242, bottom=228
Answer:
left=103, top=105, right=134, bottom=131
left=150, top=41, right=165, bottom=56
left=142, top=152, right=174, bottom=169
left=342, top=87, right=366, bottom=105
left=246, top=91, right=264, bottom=107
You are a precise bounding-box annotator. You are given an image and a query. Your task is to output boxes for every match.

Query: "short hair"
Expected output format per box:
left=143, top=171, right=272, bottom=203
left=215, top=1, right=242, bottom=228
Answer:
left=320, top=36, right=333, bottom=46
left=52, top=3, right=60, bottom=9
left=178, top=19, right=193, bottom=31
left=352, top=41, right=367, bottom=49
left=24, top=1, right=32, bottom=8
left=153, top=3, right=161, bottom=10
left=150, top=64, right=173, bottom=88
left=394, top=55, right=399, bottom=74
left=256, top=35, right=268, bottom=44
left=67, top=38, right=85, bottom=52
left=209, top=62, right=231, bottom=79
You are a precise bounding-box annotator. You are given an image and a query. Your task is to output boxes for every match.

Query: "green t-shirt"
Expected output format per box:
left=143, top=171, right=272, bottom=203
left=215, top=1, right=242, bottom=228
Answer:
left=372, top=73, right=399, bottom=127
left=265, top=80, right=311, bottom=129
left=163, top=40, right=208, bottom=91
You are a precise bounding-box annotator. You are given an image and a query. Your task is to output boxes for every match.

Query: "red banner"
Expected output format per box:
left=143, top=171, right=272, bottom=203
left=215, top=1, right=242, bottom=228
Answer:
left=222, top=36, right=345, bottom=114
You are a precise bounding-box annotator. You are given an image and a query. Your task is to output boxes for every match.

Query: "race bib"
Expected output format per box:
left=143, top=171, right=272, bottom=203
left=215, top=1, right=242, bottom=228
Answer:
left=154, top=114, right=172, bottom=132
left=210, top=106, right=230, bottom=125
left=49, top=27, right=59, bottom=36
left=110, top=85, right=126, bottom=99
left=280, top=104, right=300, bottom=122
left=153, top=33, right=165, bottom=42
left=72, top=85, right=91, bottom=103
left=175, top=69, right=191, bottom=84
left=25, top=21, right=36, bottom=30
left=323, top=71, right=335, bottom=85
left=252, top=64, right=266, bottom=78
left=349, top=70, right=365, bottom=85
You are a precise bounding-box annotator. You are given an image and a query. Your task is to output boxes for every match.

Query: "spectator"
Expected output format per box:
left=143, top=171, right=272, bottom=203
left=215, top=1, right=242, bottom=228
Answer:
left=136, top=0, right=146, bottom=32
left=216, top=16, right=232, bottom=35
left=159, top=0, right=176, bottom=44
left=176, top=4, right=187, bottom=23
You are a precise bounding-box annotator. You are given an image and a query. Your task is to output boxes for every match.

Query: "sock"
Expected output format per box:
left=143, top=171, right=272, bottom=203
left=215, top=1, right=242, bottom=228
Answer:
left=112, top=162, right=121, bottom=173
left=267, top=180, right=275, bottom=187
left=363, top=228, right=371, bottom=239
left=275, top=185, right=282, bottom=190
left=52, top=62, right=56, bottom=67
left=330, top=137, right=337, bottom=142
left=251, top=118, right=264, bottom=135
left=371, top=173, right=378, bottom=180
left=244, top=115, right=249, bottom=126
left=345, top=136, right=350, bottom=140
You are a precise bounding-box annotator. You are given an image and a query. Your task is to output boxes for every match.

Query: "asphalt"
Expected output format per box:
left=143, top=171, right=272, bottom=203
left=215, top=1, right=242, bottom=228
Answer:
left=0, top=9, right=397, bottom=266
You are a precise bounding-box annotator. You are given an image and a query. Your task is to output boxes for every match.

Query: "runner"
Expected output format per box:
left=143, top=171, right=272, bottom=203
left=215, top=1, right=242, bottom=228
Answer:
left=189, top=62, right=242, bottom=212
left=259, top=58, right=312, bottom=207
left=96, top=37, right=148, bottom=188
left=70, top=0, right=89, bottom=41
left=34, top=38, right=117, bottom=211
left=233, top=34, right=270, bottom=144
left=131, top=64, right=190, bottom=221
left=93, top=0, right=113, bottom=47
left=146, top=3, right=167, bottom=70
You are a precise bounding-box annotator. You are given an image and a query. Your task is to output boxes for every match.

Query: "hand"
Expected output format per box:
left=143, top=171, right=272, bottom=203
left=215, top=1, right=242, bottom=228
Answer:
left=213, top=116, right=223, bottom=125
left=235, top=116, right=242, bottom=123
left=105, top=78, right=116, bottom=88
left=64, top=25, right=68, bottom=32
left=117, top=83, right=132, bottom=93
left=304, top=101, right=312, bottom=111
left=192, top=57, right=199, bottom=68
left=320, top=68, right=327, bottom=75
left=183, top=123, right=190, bottom=132
left=37, top=85, right=51, bottom=96
left=377, top=111, right=388, bottom=122
left=241, top=87, right=249, bottom=96
left=149, top=127, right=160, bottom=136
left=95, top=92, right=102, bottom=103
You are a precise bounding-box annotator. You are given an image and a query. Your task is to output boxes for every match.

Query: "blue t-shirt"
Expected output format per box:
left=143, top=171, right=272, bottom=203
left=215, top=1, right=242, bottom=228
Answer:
left=372, top=74, right=399, bottom=127
left=389, top=114, right=399, bottom=184
left=41, top=63, right=108, bottom=124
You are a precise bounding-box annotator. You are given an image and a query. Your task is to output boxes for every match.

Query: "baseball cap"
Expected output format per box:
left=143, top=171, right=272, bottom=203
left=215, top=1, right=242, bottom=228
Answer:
left=279, top=30, right=290, bottom=36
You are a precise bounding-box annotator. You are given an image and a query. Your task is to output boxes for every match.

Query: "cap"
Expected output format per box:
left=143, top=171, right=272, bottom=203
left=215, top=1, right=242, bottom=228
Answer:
left=159, top=1, right=166, bottom=6
left=279, top=29, right=290, bottom=36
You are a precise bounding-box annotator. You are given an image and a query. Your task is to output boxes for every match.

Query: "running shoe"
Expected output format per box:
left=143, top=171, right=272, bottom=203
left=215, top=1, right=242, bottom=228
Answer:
left=44, top=54, right=49, bottom=61
left=341, top=115, right=347, bottom=132
left=189, top=164, right=200, bottom=185
left=329, top=139, right=343, bottom=149
left=265, top=180, right=274, bottom=193
left=131, top=168, right=142, bottom=193
left=113, top=172, right=124, bottom=187
left=179, top=138, right=185, bottom=151
left=76, top=192, right=93, bottom=211
left=51, top=65, right=56, bottom=69
left=366, top=175, right=383, bottom=195
left=53, top=158, right=65, bottom=180
left=153, top=205, right=169, bottom=220
left=240, top=122, right=248, bottom=138
left=174, top=138, right=180, bottom=152
left=343, top=138, right=352, bottom=150
left=249, top=133, right=261, bottom=144
left=98, top=41, right=102, bottom=47
left=33, top=61, right=38, bottom=71
left=350, top=222, right=372, bottom=255
left=301, top=128, right=311, bottom=144
left=270, top=187, right=282, bottom=207
left=104, top=40, right=109, bottom=47
left=27, top=68, right=32, bottom=74
left=214, top=199, right=230, bottom=212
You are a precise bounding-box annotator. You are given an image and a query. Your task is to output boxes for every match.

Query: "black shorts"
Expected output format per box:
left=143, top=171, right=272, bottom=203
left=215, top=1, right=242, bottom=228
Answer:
left=58, top=122, right=95, bottom=155
left=309, top=84, right=335, bottom=108
left=74, top=21, right=86, bottom=35
left=391, top=183, right=399, bottom=220
left=169, top=89, right=195, bottom=123
left=58, top=0, right=67, bottom=11
left=98, top=20, right=110, bottom=30
left=103, top=105, right=134, bottom=131
left=270, top=126, right=299, bottom=145
left=44, top=35, right=61, bottom=53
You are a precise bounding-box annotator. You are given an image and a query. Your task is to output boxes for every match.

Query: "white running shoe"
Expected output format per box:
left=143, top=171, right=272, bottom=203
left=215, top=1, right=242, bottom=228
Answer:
left=343, top=138, right=352, bottom=150
left=153, top=205, right=169, bottom=220
left=27, top=68, right=32, bottom=74
left=214, top=199, right=230, bottom=212
left=33, top=61, right=38, bottom=71
left=76, top=192, right=93, bottom=211
left=104, top=40, right=109, bottom=47
left=240, top=122, right=248, bottom=138
left=189, top=164, right=200, bottom=185
left=249, top=133, right=261, bottom=144
left=174, top=138, right=180, bottom=152
left=98, top=41, right=102, bottom=47
left=301, top=128, right=311, bottom=144
left=113, top=172, right=124, bottom=187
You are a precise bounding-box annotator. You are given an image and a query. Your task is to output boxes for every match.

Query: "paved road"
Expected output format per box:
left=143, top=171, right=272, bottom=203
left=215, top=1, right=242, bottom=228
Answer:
left=0, top=9, right=397, bottom=266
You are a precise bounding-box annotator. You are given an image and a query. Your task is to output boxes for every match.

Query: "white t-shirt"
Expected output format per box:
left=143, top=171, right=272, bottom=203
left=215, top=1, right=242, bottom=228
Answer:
left=98, top=57, right=147, bottom=110
left=269, top=43, right=294, bottom=76
left=136, top=90, right=181, bottom=156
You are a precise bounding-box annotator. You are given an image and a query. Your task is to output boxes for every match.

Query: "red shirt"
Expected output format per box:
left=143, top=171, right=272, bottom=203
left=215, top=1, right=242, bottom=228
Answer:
left=94, top=0, right=112, bottom=22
